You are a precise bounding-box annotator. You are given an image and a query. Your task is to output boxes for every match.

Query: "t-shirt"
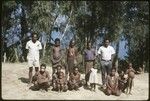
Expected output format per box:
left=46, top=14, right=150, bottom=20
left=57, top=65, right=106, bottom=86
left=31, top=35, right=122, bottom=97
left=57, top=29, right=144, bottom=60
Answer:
left=26, top=40, right=42, bottom=60
left=84, top=49, right=96, bottom=61
left=97, top=45, right=115, bottom=61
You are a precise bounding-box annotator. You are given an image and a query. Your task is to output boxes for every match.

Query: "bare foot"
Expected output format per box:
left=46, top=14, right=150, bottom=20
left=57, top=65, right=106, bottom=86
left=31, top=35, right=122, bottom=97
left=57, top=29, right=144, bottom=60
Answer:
left=129, top=92, right=132, bottom=95
left=27, top=83, right=32, bottom=87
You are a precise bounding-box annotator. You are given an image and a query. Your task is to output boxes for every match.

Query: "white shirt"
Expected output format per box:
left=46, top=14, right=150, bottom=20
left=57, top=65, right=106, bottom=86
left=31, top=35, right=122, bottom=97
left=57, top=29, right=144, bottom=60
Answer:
left=98, top=45, right=115, bottom=61
left=26, top=40, right=42, bottom=60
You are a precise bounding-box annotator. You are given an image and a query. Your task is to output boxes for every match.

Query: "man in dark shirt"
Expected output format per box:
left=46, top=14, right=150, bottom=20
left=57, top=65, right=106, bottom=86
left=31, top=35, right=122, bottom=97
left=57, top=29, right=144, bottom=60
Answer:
left=83, top=42, right=96, bottom=86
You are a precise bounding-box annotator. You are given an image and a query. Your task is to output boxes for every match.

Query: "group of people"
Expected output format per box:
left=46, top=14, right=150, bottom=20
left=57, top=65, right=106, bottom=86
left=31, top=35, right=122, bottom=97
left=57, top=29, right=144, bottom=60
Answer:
left=25, top=32, right=143, bottom=95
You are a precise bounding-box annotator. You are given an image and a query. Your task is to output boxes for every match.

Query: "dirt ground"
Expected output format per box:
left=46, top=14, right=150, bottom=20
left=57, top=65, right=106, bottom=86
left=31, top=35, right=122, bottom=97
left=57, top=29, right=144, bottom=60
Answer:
left=1, top=62, right=149, bottom=100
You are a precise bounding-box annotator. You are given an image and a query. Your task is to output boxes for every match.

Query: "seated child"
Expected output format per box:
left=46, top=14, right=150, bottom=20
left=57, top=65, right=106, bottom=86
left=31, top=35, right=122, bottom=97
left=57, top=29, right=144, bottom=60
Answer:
left=118, top=70, right=128, bottom=93
left=68, top=67, right=82, bottom=90
left=105, top=68, right=121, bottom=96
left=52, top=65, right=68, bottom=92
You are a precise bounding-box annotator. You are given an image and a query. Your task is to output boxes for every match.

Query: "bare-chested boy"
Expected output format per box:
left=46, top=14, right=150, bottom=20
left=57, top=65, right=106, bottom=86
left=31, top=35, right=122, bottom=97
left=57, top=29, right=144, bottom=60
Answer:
left=105, top=68, right=121, bottom=96
left=125, top=62, right=136, bottom=94
left=83, top=42, right=96, bottom=86
left=32, top=64, right=50, bottom=92
left=68, top=67, right=82, bottom=90
left=118, top=70, right=128, bottom=93
left=67, top=40, right=78, bottom=75
left=51, top=38, right=62, bottom=75
left=52, top=65, right=68, bottom=92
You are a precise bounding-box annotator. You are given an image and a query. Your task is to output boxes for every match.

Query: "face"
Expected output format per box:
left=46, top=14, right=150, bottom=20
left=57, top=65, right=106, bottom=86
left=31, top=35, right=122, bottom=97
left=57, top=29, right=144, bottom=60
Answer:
left=87, top=43, right=91, bottom=49
left=40, top=66, right=46, bottom=72
left=74, top=68, right=79, bottom=74
left=59, top=72, right=64, bottom=79
left=104, top=40, right=109, bottom=47
left=120, top=71, right=124, bottom=76
left=70, top=40, right=75, bottom=47
left=55, top=40, right=60, bottom=46
left=57, top=66, right=61, bottom=73
left=111, top=69, right=116, bottom=76
left=32, top=34, right=37, bottom=43
left=128, top=63, right=132, bottom=68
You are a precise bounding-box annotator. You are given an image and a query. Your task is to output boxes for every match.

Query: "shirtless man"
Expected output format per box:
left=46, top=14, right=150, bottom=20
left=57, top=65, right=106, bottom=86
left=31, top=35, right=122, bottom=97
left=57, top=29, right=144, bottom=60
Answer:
left=51, top=38, right=62, bottom=75
left=68, top=67, right=82, bottom=90
left=105, top=68, right=121, bottom=96
left=32, top=64, right=50, bottom=92
left=125, top=63, right=136, bottom=94
left=67, top=40, right=78, bottom=75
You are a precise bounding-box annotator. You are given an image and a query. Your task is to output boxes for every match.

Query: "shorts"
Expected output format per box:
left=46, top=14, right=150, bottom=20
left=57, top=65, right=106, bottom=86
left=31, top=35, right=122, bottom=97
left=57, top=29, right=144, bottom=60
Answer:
left=28, top=59, right=40, bottom=67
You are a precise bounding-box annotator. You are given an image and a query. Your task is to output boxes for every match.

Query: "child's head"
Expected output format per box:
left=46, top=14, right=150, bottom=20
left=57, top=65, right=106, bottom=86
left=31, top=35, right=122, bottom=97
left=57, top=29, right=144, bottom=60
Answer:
left=111, top=68, right=116, bottom=76
left=70, top=39, right=75, bottom=47
left=74, top=67, right=79, bottom=74
left=128, top=62, right=132, bottom=69
left=55, top=38, right=60, bottom=46
left=57, top=65, right=62, bottom=73
left=40, top=63, right=46, bottom=72
left=118, top=70, right=124, bottom=77
left=58, top=72, right=63, bottom=79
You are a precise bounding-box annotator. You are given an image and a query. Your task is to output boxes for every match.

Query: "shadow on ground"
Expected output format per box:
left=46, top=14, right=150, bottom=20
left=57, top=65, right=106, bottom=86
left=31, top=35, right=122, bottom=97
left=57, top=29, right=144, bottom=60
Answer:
left=18, top=77, right=29, bottom=84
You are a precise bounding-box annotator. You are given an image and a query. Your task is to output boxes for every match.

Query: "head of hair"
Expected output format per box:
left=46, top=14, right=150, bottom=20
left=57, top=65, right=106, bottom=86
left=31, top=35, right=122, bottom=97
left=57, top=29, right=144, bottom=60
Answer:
left=103, top=38, right=109, bottom=43
left=40, top=63, right=46, bottom=69
left=55, top=38, right=60, bottom=43
left=111, top=67, right=116, bottom=72
left=87, top=41, right=91, bottom=46
left=69, top=39, right=75, bottom=46
left=56, top=65, right=62, bottom=69
left=32, top=32, right=38, bottom=38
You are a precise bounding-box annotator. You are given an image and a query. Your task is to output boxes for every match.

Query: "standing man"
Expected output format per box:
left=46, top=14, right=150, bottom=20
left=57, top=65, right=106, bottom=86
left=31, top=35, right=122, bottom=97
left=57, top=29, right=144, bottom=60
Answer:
left=26, top=32, right=42, bottom=86
left=83, top=42, right=96, bottom=87
left=97, top=39, right=115, bottom=89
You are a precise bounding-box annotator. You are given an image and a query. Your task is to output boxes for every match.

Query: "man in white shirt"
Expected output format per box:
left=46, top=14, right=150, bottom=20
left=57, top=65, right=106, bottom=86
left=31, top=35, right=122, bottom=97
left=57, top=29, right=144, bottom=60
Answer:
left=26, top=33, right=42, bottom=86
left=97, top=39, right=115, bottom=89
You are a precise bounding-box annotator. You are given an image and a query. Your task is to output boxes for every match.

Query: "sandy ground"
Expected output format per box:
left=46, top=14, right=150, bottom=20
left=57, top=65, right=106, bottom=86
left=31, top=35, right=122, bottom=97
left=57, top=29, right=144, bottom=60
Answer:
left=1, top=62, right=149, bottom=100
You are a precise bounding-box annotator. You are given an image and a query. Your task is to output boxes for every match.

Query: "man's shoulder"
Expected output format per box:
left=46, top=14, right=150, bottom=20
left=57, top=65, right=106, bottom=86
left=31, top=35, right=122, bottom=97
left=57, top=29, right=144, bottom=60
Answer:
left=99, top=46, right=104, bottom=49
left=27, top=40, right=32, bottom=44
left=36, top=40, right=41, bottom=44
left=108, top=45, right=114, bottom=49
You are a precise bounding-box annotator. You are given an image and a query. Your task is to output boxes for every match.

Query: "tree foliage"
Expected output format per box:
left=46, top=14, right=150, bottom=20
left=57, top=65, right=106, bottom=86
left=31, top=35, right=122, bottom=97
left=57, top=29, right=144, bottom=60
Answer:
left=2, top=1, right=149, bottom=71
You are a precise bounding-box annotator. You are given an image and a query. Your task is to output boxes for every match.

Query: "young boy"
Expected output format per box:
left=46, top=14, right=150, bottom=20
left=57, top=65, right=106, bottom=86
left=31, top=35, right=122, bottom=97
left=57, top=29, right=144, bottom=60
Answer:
left=84, top=42, right=96, bottom=87
left=125, top=63, right=136, bottom=94
left=52, top=65, right=68, bottom=92
left=51, top=38, right=62, bottom=75
left=32, top=64, right=50, bottom=92
left=26, top=33, right=42, bottom=86
left=105, top=68, right=121, bottom=96
left=67, top=40, right=78, bottom=74
left=118, top=70, right=128, bottom=93
left=68, top=67, right=82, bottom=91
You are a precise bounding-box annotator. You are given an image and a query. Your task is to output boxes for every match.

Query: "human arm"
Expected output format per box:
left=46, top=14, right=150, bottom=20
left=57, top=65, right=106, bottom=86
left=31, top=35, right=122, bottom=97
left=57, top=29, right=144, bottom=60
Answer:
left=106, top=76, right=112, bottom=90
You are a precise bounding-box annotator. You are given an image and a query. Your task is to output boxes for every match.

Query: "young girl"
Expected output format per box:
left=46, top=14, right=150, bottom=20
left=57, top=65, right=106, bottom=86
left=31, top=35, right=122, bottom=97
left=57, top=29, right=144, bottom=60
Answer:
left=88, top=66, right=98, bottom=92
